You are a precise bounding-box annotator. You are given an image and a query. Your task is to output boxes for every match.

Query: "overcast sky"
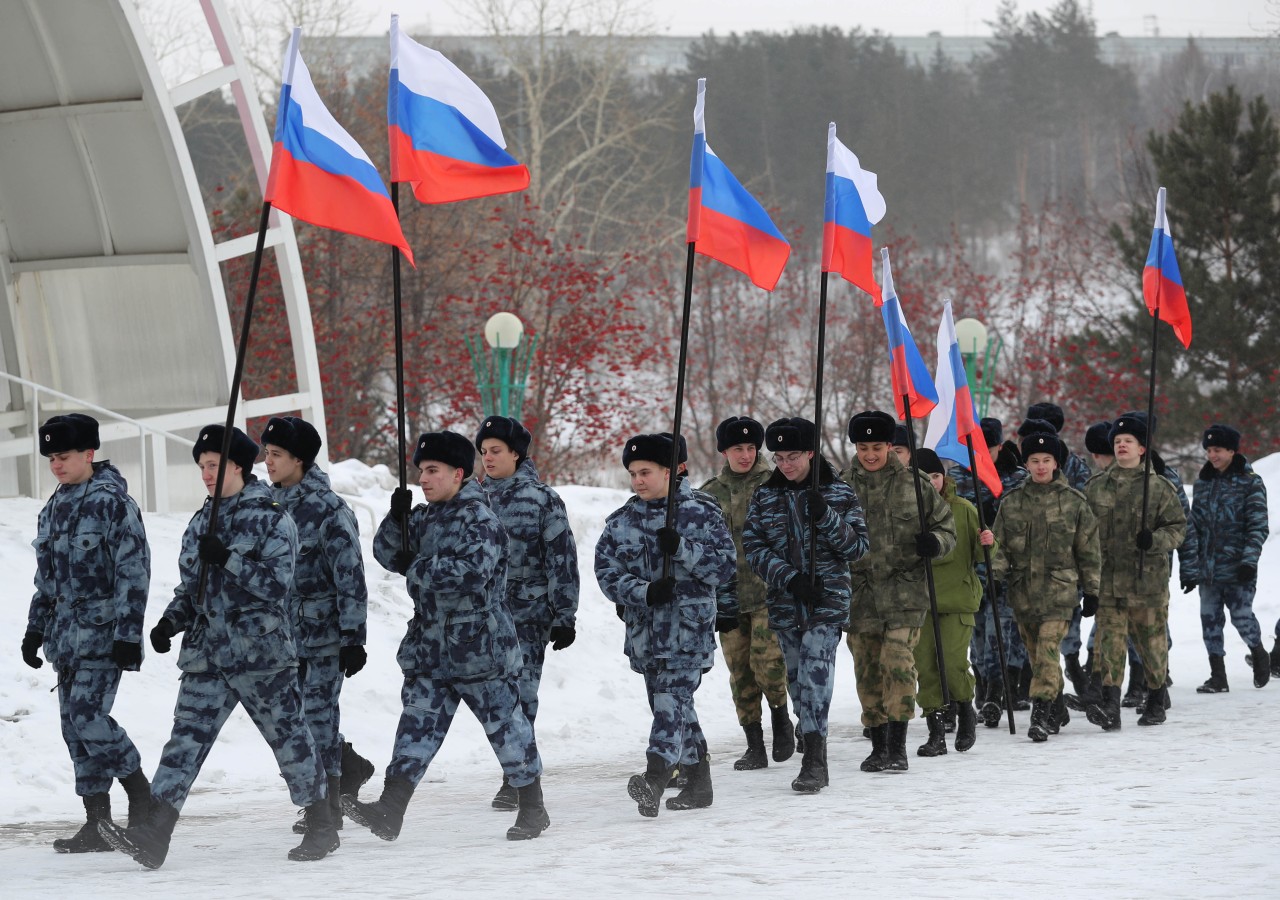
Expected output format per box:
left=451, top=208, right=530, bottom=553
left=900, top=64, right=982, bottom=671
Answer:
left=352, top=1, right=1277, bottom=38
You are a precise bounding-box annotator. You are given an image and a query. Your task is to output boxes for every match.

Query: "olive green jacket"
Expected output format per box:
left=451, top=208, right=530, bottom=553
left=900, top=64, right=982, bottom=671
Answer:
left=930, top=479, right=990, bottom=616
left=1085, top=463, right=1186, bottom=607
left=700, top=457, right=773, bottom=613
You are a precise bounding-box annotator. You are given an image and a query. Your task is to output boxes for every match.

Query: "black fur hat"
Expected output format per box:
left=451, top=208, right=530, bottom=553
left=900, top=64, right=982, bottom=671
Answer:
left=913, top=448, right=945, bottom=475
left=848, top=410, right=896, bottom=444
left=1108, top=414, right=1148, bottom=448
left=765, top=418, right=817, bottom=453
left=980, top=417, right=1003, bottom=448
left=892, top=424, right=912, bottom=448
left=1085, top=421, right=1113, bottom=456
left=1026, top=401, right=1065, bottom=433
left=1202, top=424, right=1240, bottom=452
left=1021, top=431, right=1066, bottom=467
left=716, top=416, right=764, bottom=452
left=413, top=431, right=475, bottom=476
left=475, top=416, right=532, bottom=458
left=39, top=414, right=100, bottom=456
left=193, top=424, right=260, bottom=473
left=1017, top=417, right=1057, bottom=439
left=660, top=432, right=689, bottom=466
left=622, top=433, right=678, bottom=469
left=260, top=416, right=322, bottom=466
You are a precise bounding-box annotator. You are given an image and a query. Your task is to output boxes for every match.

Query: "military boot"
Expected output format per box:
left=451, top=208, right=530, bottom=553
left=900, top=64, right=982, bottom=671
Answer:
left=294, top=775, right=344, bottom=834
left=954, top=700, right=977, bottom=752
left=1013, top=664, right=1032, bottom=711
left=288, top=794, right=339, bottom=861
left=1271, top=638, right=1280, bottom=679
left=1122, top=660, right=1147, bottom=708
left=884, top=721, right=909, bottom=772
left=1027, top=699, right=1050, bottom=743
left=97, top=798, right=180, bottom=870
left=791, top=734, right=828, bottom=793
left=916, top=710, right=947, bottom=757
left=980, top=673, right=1005, bottom=728
left=1196, top=654, right=1229, bottom=693
left=627, top=753, right=675, bottom=818
left=734, top=723, right=768, bottom=771
left=119, top=769, right=151, bottom=830
left=506, top=778, right=551, bottom=839
left=1086, top=685, right=1121, bottom=731
left=342, top=777, right=415, bottom=841
left=338, top=741, right=375, bottom=798
left=1049, top=692, right=1069, bottom=733
left=667, top=756, right=714, bottom=810
left=1137, top=686, right=1168, bottom=726
left=1064, top=652, right=1090, bottom=701
left=1249, top=644, right=1271, bottom=689
left=770, top=703, right=796, bottom=763
left=860, top=724, right=889, bottom=772
left=53, top=793, right=113, bottom=853
left=491, top=775, right=519, bottom=810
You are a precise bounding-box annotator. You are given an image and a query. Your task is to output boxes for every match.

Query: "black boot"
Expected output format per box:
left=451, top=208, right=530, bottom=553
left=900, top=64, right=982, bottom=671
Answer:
left=342, top=777, right=415, bottom=841
left=942, top=703, right=956, bottom=733
left=1064, top=652, right=1089, bottom=700
left=791, top=734, right=828, bottom=793
left=338, top=741, right=375, bottom=797
left=1271, top=638, right=1280, bottom=679
left=1250, top=644, right=1272, bottom=689
left=1027, top=698, right=1050, bottom=742
left=884, top=721, right=909, bottom=772
left=294, top=775, right=344, bottom=834
left=954, top=700, right=977, bottom=752
left=54, top=793, right=113, bottom=853
left=491, top=775, right=519, bottom=810
left=98, top=798, right=180, bottom=870
left=1101, top=685, right=1123, bottom=731
left=507, top=778, right=551, bottom=839
left=1122, top=661, right=1147, bottom=708
left=734, top=723, right=768, bottom=771
left=860, top=724, right=889, bottom=772
left=627, top=753, right=675, bottom=818
left=795, top=729, right=806, bottom=755
left=1196, top=654, right=1229, bottom=693
left=1013, top=664, right=1031, bottom=711
left=1049, top=692, right=1069, bottom=733
left=288, top=793, right=340, bottom=861
left=916, top=710, right=948, bottom=757
left=980, top=672, right=1005, bottom=727
left=667, top=755, right=714, bottom=810
left=770, top=703, right=796, bottom=762
left=1138, top=686, right=1168, bottom=726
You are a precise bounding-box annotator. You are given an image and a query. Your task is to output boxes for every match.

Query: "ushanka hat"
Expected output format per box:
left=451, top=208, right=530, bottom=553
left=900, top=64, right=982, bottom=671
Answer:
left=193, top=424, right=259, bottom=473
left=1109, top=412, right=1148, bottom=447
left=1084, top=421, right=1113, bottom=455
left=1202, top=424, right=1241, bottom=452
left=412, top=431, right=475, bottom=477
left=1026, top=401, right=1065, bottom=433
left=475, top=416, right=532, bottom=458
left=39, top=414, right=100, bottom=456
left=913, top=448, right=946, bottom=476
left=261, top=416, right=322, bottom=466
left=764, top=418, right=817, bottom=453
left=980, top=417, right=1003, bottom=448
left=1021, top=431, right=1066, bottom=467
left=716, top=416, right=764, bottom=452
left=892, top=424, right=912, bottom=448
left=622, top=433, right=678, bottom=469
left=847, top=410, right=896, bottom=444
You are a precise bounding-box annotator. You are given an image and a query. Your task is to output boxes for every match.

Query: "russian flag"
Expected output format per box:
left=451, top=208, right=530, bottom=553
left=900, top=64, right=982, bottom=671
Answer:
left=879, top=247, right=938, bottom=420
left=687, top=79, right=790, bottom=291
left=265, top=29, right=413, bottom=264
left=1143, top=186, right=1191, bottom=348
left=924, top=299, right=1002, bottom=498
left=822, top=122, right=885, bottom=301
left=388, top=16, right=529, bottom=204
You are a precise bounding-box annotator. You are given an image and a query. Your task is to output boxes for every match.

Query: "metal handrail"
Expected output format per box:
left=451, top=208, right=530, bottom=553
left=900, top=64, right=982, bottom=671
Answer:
left=0, top=369, right=195, bottom=511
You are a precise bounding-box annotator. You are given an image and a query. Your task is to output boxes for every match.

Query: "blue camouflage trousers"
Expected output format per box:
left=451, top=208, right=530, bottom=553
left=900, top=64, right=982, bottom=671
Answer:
left=642, top=665, right=706, bottom=767
left=152, top=668, right=325, bottom=811
left=1199, top=583, right=1262, bottom=656
left=387, top=675, right=541, bottom=789
left=299, top=654, right=343, bottom=776
left=514, top=622, right=550, bottom=727
left=57, top=667, right=142, bottom=796
left=774, top=624, right=841, bottom=738
left=971, top=586, right=1027, bottom=677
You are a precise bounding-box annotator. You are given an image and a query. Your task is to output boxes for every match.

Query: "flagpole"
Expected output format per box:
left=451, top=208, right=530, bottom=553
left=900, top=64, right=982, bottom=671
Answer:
left=662, top=242, right=698, bottom=578
left=903, top=400, right=950, bottom=708
left=391, top=182, right=410, bottom=555
left=965, top=435, right=1016, bottom=734
left=1138, top=245, right=1162, bottom=579
left=807, top=271, right=831, bottom=606
left=196, top=200, right=273, bottom=606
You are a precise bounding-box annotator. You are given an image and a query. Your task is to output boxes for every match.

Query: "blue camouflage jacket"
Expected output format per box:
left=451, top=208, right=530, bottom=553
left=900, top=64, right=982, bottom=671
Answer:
left=164, top=477, right=300, bottom=675
left=949, top=441, right=1027, bottom=525
left=595, top=478, right=736, bottom=673
left=478, top=459, right=579, bottom=633
left=28, top=462, right=150, bottom=671
left=742, top=458, right=869, bottom=631
left=272, top=466, right=367, bottom=656
left=1189, top=454, right=1269, bottom=585
left=374, top=479, right=520, bottom=683
left=1153, top=453, right=1199, bottom=582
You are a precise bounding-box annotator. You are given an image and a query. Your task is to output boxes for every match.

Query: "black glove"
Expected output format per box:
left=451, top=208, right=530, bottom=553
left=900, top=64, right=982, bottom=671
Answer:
left=389, top=487, right=412, bottom=523
left=197, top=534, right=231, bottom=567
left=21, top=631, right=43, bottom=669
left=298, top=658, right=309, bottom=682
left=1181, top=580, right=1198, bottom=594
left=646, top=577, right=676, bottom=608
left=389, top=550, right=415, bottom=575
left=715, top=614, right=739, bottom=634
left=656, top=527, right=681, bottom=556
left=807, top=489, right=828, bottom=520
left=1081, top=594, right=1099, bottom=618
left=1135, top=529, right=1154, bottom=551
left=150, top=618, right=176, bottom=654
left=549, top=625, right=576, bottom=651
left=788, top=573, right=825, bottom=609
left=112, top=640, right=142, bottom=669
left=915, top=532, right=942, bottom=559
left=1238, top=563, right=1258, bottom=583
left=339, top=645, right=367, bottom=678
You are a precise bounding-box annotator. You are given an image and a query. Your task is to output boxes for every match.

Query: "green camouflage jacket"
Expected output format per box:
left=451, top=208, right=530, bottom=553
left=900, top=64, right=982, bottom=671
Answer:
left=1085, top=463, right=1186, bottom=607
left=701, top=457, right=773, bottom=613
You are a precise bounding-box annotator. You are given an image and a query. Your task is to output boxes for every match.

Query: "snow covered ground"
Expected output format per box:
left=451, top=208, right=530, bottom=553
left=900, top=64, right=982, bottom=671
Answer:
left=4, top=456, right=1280, bottom=897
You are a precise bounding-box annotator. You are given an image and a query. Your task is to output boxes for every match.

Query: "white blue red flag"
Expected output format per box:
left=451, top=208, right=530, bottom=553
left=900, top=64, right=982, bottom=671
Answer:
left=388, top=16, right=529, bottom=204
left=265, top=29, right=413, bottom=264
left=879, top=247, right=938, bottom=420
left=924, top=299, right=1002, bottom=497
left=687, top=79, right=790, bottom=291
left=822, top=122, right=885, bottom=301
left=1143, top=186, right=1191, bottom=348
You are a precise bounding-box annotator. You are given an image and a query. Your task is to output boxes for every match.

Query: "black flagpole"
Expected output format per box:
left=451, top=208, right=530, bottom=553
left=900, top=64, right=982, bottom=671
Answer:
left=391, top=182, right=410, bottom=555
left=903, top=404, right=951, bottom=707
left=803, top=270, right=832, bottom=628
left=662, top=242, right=698, bottom=578
left=1138, top=244, right=1162, bottom=579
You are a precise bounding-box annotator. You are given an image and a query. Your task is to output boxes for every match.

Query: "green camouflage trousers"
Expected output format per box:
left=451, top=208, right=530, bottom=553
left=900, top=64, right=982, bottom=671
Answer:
left=1016, top=618, right=1070, bottom=702
left=914, top=612, right=976, bottom=712
left=1096, top=604, right=1169, bottom=689
left=847, top=626, right=921, bottom=727
left=719, top=608, right=789, bottom=725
